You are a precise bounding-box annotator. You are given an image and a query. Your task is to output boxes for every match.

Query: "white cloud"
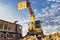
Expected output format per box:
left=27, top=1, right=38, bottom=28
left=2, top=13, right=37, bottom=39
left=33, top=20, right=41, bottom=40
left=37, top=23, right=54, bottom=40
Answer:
left=33, top=9, right=39, bottom=15
left=48, top=0, right=60, bottom=2
left=48, top=0, right=55, bottom=1
left=42, top=25, right=60, bottom=35
left=34, top=3, right=60, bottom=35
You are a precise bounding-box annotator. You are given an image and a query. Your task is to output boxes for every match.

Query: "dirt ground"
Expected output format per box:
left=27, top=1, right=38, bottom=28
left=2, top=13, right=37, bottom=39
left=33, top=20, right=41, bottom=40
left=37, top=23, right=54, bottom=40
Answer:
left=21, top=32, right=60, bottom=40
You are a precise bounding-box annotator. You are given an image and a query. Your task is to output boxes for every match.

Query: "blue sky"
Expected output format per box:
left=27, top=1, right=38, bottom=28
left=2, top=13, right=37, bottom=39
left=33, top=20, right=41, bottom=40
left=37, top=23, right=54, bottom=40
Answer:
left=0, top=0, right=60, bottom=36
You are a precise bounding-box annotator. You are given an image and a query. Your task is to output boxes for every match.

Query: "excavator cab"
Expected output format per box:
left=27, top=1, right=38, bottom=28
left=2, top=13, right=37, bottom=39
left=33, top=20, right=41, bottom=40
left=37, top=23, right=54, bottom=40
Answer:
left=27, top=20, right=43, bottom=35
left=28, top=20, right=42, bottom=31
left=35, top=20, right=43, bottom=35
left=35, top=20, right=42, bottom=28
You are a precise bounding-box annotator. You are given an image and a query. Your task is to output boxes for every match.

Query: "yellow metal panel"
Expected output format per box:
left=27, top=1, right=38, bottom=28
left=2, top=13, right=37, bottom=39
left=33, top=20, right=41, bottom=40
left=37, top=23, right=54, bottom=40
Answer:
left=31, top=15, right=35, bottom=30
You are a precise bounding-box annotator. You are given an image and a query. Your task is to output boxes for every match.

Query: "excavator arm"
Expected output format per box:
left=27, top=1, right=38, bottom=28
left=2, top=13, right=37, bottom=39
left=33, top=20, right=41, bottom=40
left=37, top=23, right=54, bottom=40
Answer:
left=26, top=0, right=43, bottom=36
left=26, top=0, right=35, bottom=31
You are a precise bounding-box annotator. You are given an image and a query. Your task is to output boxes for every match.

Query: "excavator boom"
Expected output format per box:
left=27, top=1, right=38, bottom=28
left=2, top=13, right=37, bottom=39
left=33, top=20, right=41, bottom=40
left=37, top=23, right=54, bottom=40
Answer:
left=26, top=0, right=35, bottom=30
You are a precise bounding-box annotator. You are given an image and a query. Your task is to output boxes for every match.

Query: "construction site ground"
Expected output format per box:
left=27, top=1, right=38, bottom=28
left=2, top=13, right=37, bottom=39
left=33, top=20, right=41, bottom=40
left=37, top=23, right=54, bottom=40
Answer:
left=21, top=32, right=60, bottom=40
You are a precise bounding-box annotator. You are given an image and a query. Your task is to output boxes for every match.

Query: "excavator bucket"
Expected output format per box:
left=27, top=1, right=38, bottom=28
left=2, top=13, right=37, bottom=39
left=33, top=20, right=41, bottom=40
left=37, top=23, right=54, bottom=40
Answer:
left=18, top=1, right=27, bottom=10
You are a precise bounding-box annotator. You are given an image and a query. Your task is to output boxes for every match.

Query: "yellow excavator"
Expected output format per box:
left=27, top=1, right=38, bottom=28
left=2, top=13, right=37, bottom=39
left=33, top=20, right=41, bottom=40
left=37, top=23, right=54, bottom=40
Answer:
left=18, top=0, right=43, bottom=36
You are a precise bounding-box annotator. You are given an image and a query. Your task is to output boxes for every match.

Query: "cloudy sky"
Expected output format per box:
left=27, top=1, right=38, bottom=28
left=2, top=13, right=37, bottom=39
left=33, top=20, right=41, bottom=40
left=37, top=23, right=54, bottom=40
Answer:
left=0, top=0, right=60, bottom=36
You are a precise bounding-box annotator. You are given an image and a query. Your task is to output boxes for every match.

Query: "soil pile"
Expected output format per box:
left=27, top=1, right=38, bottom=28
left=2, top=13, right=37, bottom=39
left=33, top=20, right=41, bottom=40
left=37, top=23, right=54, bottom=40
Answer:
left=21, top=32, right=60, bottom=40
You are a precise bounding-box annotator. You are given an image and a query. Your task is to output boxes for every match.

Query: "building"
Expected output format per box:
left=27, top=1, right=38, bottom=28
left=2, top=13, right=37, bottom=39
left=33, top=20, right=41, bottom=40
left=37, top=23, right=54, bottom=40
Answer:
left=0, top=19, right=22, bottom=40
